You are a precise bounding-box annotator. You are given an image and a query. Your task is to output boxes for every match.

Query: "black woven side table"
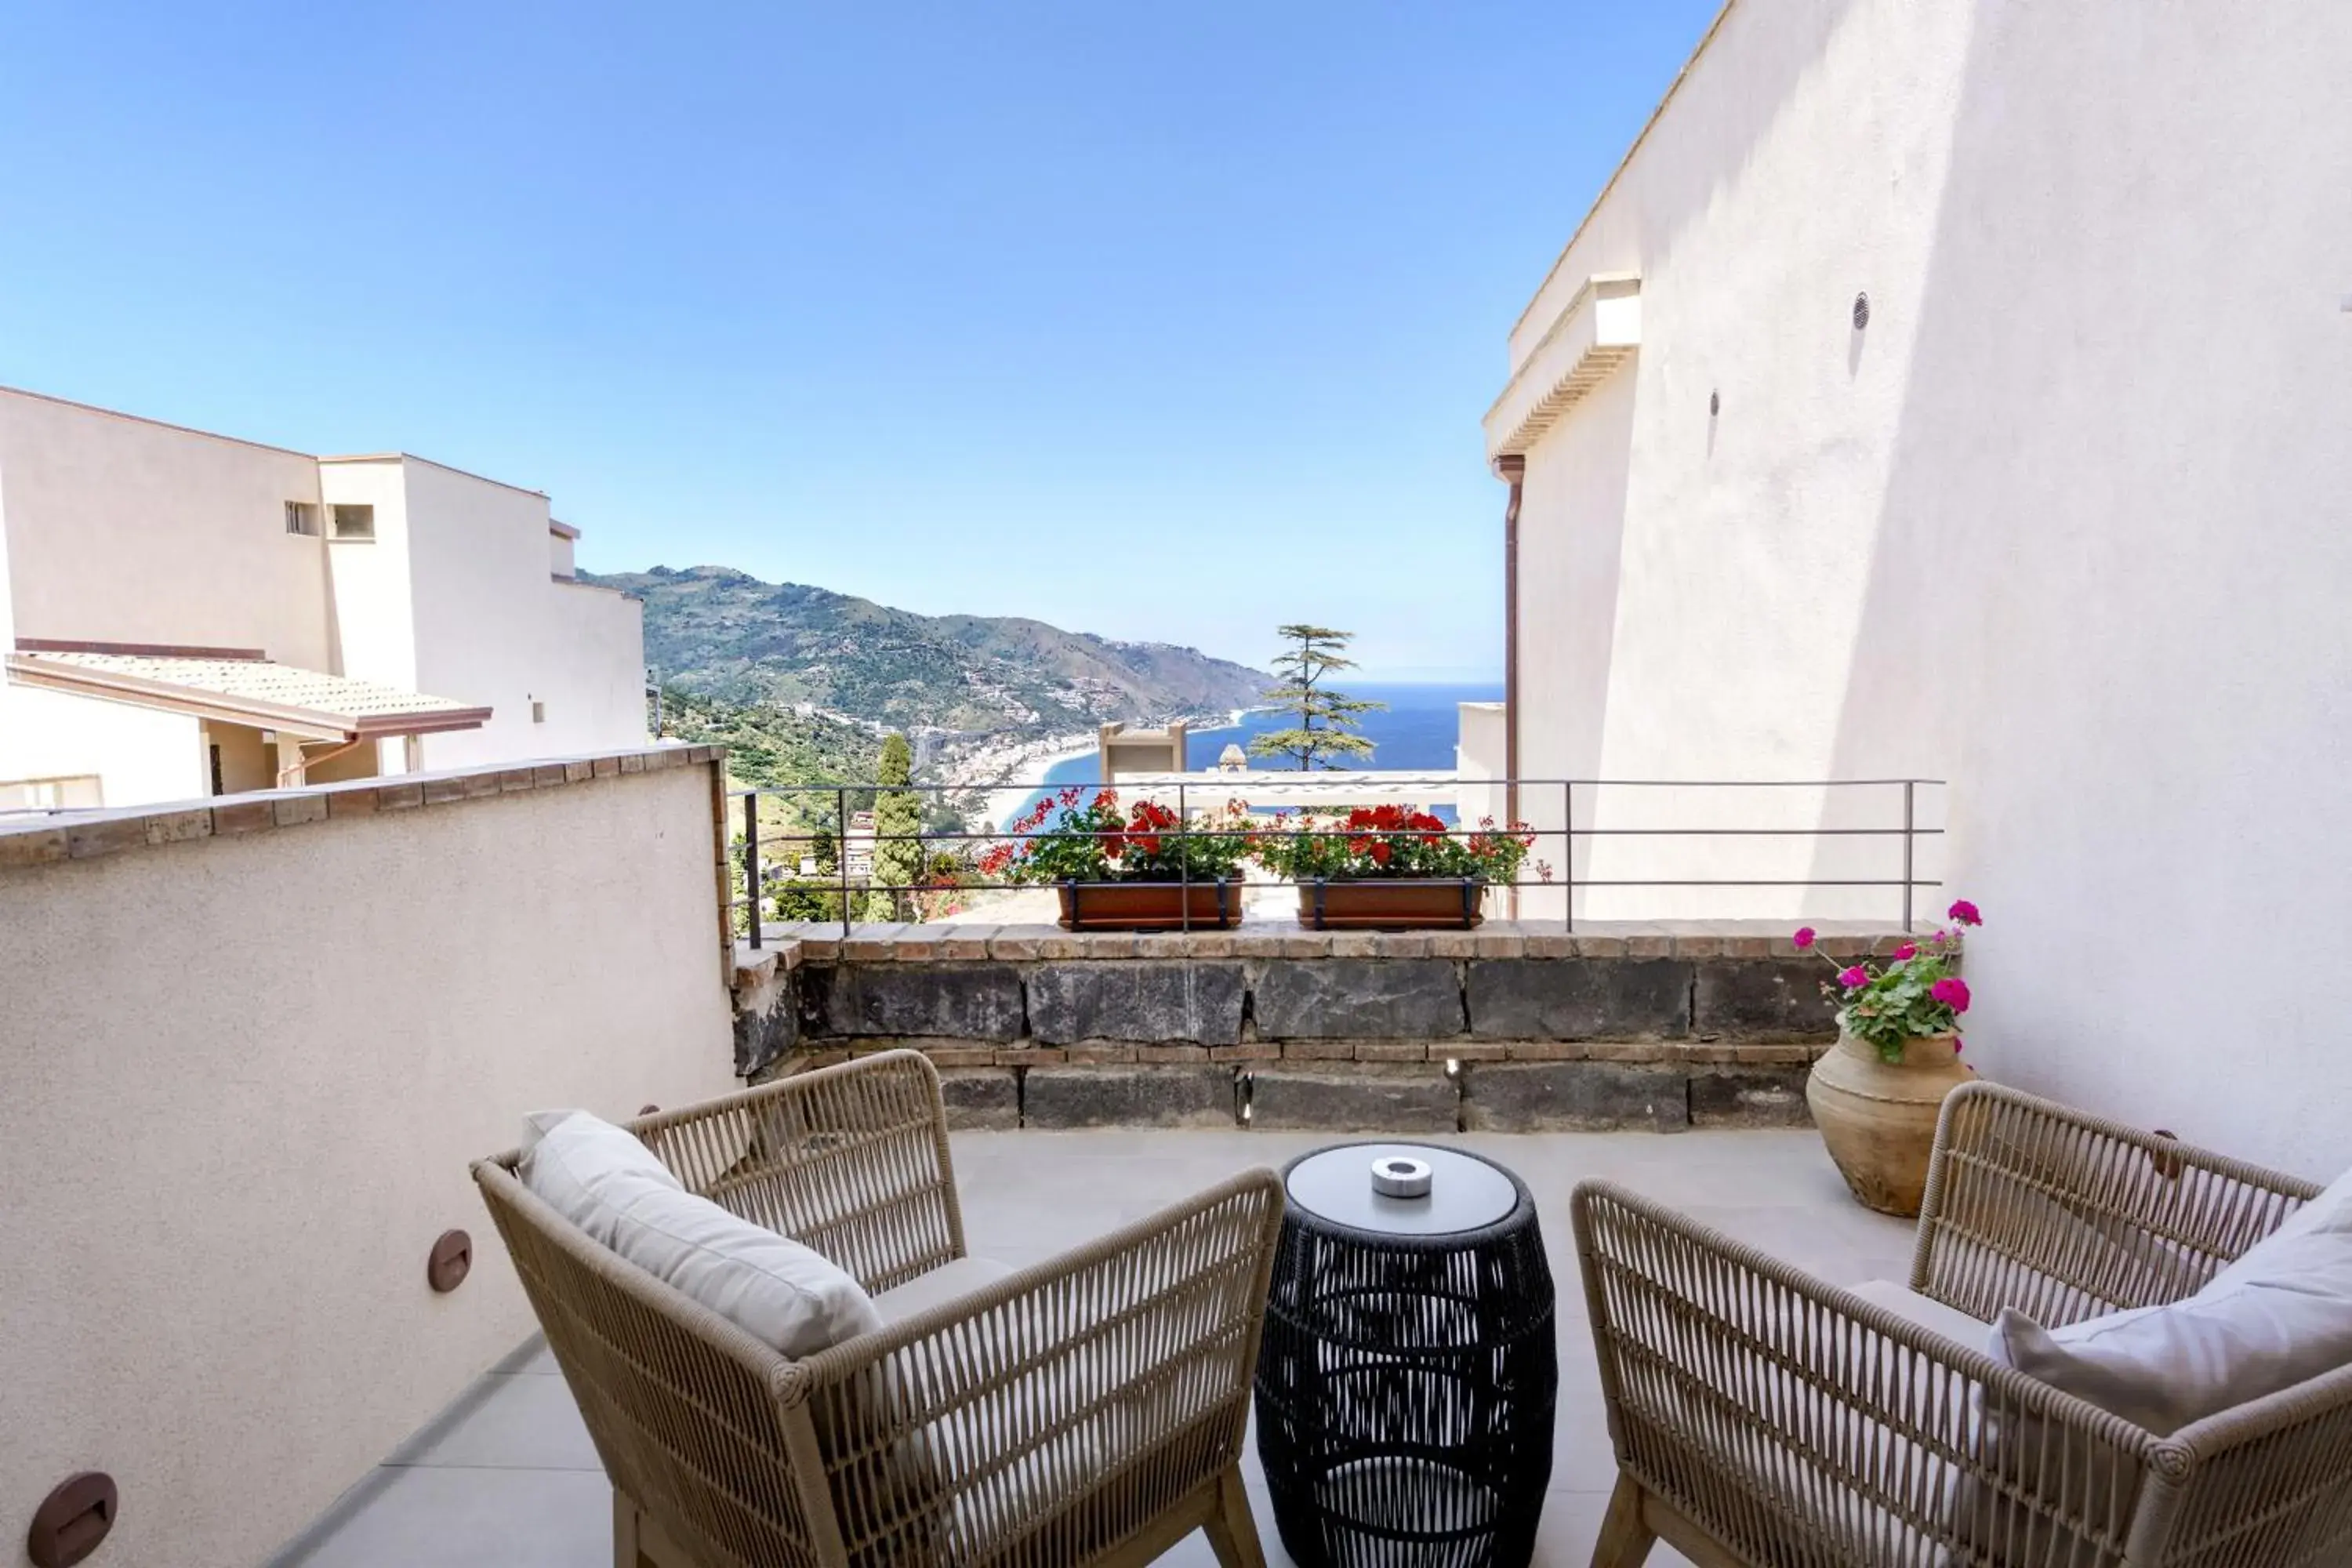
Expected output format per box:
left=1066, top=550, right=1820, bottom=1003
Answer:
left=1254, top=1142, right=1557, bottom=1568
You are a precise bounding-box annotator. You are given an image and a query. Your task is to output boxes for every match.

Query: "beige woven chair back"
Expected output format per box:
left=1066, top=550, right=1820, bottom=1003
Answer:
left=474, top=1051, right=1283, bottom=1568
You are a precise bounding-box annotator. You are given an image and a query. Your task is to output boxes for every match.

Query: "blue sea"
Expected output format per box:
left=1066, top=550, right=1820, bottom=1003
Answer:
left=996, top=681, right=1501, bottom=830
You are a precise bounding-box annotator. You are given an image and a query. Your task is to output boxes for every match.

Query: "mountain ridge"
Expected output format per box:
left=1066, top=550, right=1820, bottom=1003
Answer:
left=587, top=564, right=1267, bottom=738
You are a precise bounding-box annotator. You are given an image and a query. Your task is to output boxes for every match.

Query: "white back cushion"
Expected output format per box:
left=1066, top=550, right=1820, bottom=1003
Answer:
left=521, top=1109, right=883, bottom=1359
left=2209, top=1163, right=2352, bottom=1288
left=1991, top=1170, right=2352, bottom=1435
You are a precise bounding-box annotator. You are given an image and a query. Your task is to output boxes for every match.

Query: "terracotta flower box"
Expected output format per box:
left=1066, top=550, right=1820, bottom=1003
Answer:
left=1057, top=877, right=1247, bottom=931
left=1296, top=877, right=1485, bottom=931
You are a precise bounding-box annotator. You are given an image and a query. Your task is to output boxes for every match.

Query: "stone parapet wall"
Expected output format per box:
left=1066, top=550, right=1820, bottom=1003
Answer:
left=735, top=920, right=1924, bottom=1133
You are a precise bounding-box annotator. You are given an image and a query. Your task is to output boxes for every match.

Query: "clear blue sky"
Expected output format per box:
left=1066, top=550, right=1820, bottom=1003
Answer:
left=0, top=2, right=1716, bottom=680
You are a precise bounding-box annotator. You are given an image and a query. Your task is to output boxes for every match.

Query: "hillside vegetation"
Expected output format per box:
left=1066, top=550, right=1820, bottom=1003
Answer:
left=590, top=564, right=1265, bottom=735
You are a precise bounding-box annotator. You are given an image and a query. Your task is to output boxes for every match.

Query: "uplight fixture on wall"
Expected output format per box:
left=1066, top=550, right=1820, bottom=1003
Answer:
left=1709, top=390, right=1720, bottom=417
left=1853, top=292, right=1871, bottom=330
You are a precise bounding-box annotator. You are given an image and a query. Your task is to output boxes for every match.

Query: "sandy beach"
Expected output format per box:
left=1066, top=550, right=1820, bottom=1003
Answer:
left=935, top=730, right=1099, bottom=835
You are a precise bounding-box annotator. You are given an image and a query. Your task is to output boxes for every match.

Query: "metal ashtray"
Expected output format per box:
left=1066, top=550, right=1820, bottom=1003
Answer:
left=1370, top=1154, right=1433, bottom=1199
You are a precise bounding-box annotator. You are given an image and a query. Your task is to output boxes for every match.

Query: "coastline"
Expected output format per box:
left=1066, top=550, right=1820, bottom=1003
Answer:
left=935, top=730, right=1101, bottom=833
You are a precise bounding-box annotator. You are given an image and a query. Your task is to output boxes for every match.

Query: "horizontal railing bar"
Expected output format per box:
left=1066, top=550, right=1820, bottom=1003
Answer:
left=715, top=832, right=1947, bottom=846
left=725, top=777, right=1947, bottom=795
left=729, top=878, right=1942, bottom=895
left=736, top=826, right=1945, bottom=842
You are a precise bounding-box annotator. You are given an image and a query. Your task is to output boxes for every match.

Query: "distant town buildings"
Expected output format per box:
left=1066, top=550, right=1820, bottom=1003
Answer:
left=0, top=386, right=647, bottom=808
left=844, top=810, right=877, bottom=880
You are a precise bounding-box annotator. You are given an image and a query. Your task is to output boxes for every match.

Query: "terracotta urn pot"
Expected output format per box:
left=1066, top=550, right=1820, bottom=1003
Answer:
left=1806, top=1029, right=1973, bottom=1217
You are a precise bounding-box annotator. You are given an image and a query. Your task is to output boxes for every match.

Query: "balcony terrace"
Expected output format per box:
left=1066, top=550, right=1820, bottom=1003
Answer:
left=272, top=1123, right=1911, bottom=1567
left=11, top=749, right=2346, bottom=1568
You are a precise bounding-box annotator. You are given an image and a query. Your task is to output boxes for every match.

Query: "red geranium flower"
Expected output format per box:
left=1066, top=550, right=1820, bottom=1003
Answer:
left=1369, top=841, right=1392, bottom=866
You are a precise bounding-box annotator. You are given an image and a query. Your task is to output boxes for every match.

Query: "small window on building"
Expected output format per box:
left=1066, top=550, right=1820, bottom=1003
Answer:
left=332, top=504, right=376, bottom=540
left=532, top=700, right=547, bottom=724
left=285, top=501, right=320, bottom=535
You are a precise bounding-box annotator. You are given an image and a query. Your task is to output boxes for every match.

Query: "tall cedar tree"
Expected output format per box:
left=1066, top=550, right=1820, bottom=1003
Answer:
left=1248, top=625, right=1385, bottom=769
left=864, top=733, right=924, bottom=920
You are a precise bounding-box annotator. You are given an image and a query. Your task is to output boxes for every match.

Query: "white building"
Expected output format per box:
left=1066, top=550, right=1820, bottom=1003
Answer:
left=1475, top=0, right=2352, bottom=1173
left=0, top=386, right=647, bottom=807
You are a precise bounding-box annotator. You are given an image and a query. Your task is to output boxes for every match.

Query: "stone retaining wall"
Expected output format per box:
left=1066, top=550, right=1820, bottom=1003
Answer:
left=734, top=921, right=1924, bottom=1132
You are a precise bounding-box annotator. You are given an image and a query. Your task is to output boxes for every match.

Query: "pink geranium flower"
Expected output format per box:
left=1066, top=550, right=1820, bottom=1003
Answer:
left=1931, top=976, right=1972, bottom=1011
left=1947, top=899, right=1982, bottom=927
left=1838, top=965, right=1869, bottom=989
left=1892, top=942, right=1918, bottom=961
left=1792, top=927, right=1817, bottom=949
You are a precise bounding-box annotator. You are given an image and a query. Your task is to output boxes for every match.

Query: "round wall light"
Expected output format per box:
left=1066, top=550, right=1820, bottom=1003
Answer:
left=27, top=1472, right=117, bottom=1567
left=427, top=1229, right=474, bottom=1294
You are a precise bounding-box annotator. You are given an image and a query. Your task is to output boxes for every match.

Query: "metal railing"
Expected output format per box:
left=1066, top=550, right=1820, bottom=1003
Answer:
left=728, top=776, right=1946, bottom=946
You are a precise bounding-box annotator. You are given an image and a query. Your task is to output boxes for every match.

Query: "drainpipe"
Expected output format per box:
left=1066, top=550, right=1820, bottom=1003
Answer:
left=1494, top=452, right=1526, bottom=826
left=278, top=734, right=365, bottom=789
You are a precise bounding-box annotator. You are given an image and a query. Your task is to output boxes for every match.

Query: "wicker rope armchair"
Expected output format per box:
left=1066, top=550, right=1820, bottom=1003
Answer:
left=1573, top=1080, right=2352, bottom=1568
left=472, top=1050, right=1284, bottom=1568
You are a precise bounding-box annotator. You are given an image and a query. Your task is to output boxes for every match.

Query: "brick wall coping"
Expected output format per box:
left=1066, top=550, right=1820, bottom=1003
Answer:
left=0, top=743, right=724, bottom=873
left=733, top=918, right=1917, bottom=990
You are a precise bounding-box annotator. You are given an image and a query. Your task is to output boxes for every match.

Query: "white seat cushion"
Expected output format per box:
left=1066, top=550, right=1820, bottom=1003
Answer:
left=1849, top=1279, right=1994, bottom=1348
left=520, top=1109, right=882, bottom=1358
left=873, top=1256, right=1018, bottom=1325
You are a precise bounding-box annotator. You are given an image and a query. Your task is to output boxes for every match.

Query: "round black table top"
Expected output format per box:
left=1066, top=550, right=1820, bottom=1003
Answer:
left=1282, top=1142, right=1520, bottom=1237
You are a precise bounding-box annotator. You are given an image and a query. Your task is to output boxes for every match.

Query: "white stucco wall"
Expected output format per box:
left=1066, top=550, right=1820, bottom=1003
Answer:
left=318, top=456, right=422, bottom=690
left=1496, top=0, right=2352, bottom=1174
left=0, top=409, right=210, bottom=805
left=0, top=388, right=334, bottom=665
left=0, top=760, right=739, bottom=1568
left=0, top=684, right=204, bottom=807
left=397, top=458, right=646, bottom=769
left=1, top=405, right=644, bottom=801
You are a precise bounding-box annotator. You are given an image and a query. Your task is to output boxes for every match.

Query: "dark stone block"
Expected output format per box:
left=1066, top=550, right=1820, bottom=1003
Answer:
left=733, top=974, right=800, bottom=1077
left=1693, top=960, right=1838, bottom=1039
left=1023, top=1066, right=1236, bottom=1128
left=1690, top=1065, right=1815, bottom=1128
left=1027, top=961, right=1247, bottom=1045
left=808, top=962, right=1025, bottom=1041
left=1461, top=1062, right=1688, bottom=1131
left=937, top=1069, right=1021, bottom=1130
left=1245, top=1069, right=1459, bottom=1133
left=1465, top=959, right=1691, bottom=1040
left=1252, top=960, right=1464, bottom=1040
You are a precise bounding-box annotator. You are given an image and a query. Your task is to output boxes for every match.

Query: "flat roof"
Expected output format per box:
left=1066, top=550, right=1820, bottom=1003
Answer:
left=0, top=383, right=555, bottom=504
left=1507, top=0, right=1740, bottom=343
left=0, top=383, right=315, bottom=461
left=318, top=451, right=550, bottom=500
